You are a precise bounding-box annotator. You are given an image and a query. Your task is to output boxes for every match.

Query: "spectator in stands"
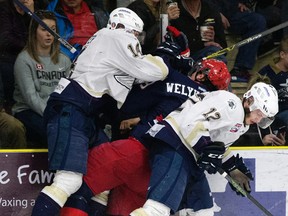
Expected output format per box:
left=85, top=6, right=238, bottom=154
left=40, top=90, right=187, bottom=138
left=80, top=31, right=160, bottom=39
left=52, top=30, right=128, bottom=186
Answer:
left=252, top=0, right=287, bottom=55
left=257, top=36, right=288, bottom=130
left=12, top=10, right=71, bottom=148
left=0, top=0, right=35, bottom=113
left=127, top=0, right=161, bottom=54
left=0, top=78, right=27, bottom=149
left=254, top=0, right=281, bottom=39
left=210, top=0, right=266, bottom=82
left=47, top=0, right=109, bottom=60
left=235, top=36, right=288, bottom=147
left=166, top=0, right=227, bottom=62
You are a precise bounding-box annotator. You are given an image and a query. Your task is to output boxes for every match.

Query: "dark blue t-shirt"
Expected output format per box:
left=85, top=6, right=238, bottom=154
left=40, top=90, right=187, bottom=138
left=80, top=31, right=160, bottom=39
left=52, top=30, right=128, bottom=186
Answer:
left=258, top=64, right=288, bottom=111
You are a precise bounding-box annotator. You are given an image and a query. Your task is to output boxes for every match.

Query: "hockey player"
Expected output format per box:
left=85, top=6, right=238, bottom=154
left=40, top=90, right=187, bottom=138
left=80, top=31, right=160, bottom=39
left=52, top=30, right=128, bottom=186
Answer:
left=58, top=57, right=231, bottom=216
left=130, top=82, right=279, bottom=216
left=31, top=7, right=169, bottom=216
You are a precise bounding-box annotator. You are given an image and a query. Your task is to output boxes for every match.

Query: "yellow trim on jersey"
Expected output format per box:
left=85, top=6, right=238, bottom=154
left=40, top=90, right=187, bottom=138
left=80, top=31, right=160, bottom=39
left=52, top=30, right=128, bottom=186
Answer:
left=185, top=122, right=208, bottom=145
left=144, top=54, right=169, bottom=80
left=77, top=81, right=105, bottom=98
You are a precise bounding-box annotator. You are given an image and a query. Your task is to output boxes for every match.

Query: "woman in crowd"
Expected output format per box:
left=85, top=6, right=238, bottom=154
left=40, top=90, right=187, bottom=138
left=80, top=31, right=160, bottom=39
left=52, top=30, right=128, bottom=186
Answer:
left=12, top=10, right=71, bottom=148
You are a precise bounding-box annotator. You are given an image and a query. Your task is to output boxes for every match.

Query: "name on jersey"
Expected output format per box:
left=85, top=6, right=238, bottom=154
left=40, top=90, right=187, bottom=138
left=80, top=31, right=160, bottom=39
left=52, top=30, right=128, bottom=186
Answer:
left=166, top=82, right=199, bottom=98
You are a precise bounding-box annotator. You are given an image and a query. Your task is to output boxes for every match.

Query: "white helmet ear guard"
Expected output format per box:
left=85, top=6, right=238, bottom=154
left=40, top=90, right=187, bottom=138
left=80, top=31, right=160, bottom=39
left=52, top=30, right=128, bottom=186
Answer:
left=243, top=82, right=279, bottom=117
left=107, top=7, right=144, bottom=33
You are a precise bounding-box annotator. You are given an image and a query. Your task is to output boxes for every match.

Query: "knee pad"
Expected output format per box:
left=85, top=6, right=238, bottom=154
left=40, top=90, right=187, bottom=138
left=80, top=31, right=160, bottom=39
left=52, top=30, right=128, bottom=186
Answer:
left=130, top=199, right=170, bottom=216
left=42, top=171, right=83, bottom=207
left=53, top=170, right=83, bottom=196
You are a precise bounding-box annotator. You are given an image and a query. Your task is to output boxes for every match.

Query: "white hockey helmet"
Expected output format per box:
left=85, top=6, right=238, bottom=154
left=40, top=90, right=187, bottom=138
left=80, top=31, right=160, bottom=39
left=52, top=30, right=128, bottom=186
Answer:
left=107, top=7, right=144, bottom=33
left=243, top=82, right=279, bottom=128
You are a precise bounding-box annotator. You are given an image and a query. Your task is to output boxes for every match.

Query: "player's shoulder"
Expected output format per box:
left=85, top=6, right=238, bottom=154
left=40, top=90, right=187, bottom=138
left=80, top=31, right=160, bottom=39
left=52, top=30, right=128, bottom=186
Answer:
left=102, top=28, right=135, bottom=38
left=206, top=90, right=240, bottom=100
left=205, top=90, right=242, bottom=111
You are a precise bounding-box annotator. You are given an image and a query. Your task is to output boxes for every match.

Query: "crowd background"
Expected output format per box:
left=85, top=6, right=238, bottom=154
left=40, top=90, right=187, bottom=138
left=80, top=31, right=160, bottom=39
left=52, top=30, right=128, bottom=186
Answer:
left=0, top=0, right=288, bottom=148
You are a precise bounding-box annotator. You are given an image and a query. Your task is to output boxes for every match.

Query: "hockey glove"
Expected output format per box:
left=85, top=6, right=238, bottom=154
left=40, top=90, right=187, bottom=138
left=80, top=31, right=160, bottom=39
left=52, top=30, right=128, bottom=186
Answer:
left=155, top=41, right=182, bottom=57
left=197, top=142, right=225, bottom=174
left=222, top=154, right=254, bottom=196
left=170, top=55, right=194, bottom=75
left=165, top=26, right=190, bottom=57
left=154, top=41, right=194, bottom=74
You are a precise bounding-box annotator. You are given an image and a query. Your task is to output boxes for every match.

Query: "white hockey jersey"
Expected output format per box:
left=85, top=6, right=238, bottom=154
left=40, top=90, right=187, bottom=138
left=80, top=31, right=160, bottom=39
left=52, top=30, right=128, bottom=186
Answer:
left=69, top=28, right=168, bottom=108
left=152, top=90, right=249, bottom=159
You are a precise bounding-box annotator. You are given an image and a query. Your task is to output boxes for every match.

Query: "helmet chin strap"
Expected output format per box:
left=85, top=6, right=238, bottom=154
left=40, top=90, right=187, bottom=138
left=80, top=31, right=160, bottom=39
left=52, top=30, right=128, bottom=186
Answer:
left=243, top=99, right=251, bottom=127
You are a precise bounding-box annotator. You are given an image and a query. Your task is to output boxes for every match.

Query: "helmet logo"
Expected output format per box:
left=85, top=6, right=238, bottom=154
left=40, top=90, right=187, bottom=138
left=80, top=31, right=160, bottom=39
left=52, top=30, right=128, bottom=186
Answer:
left=263, top=86, right=270, bottom=96
left=262, top=105, right=268, bottom=114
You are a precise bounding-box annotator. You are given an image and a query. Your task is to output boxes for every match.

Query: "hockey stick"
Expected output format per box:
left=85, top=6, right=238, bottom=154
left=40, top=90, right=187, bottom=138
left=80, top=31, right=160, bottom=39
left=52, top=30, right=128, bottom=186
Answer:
left=13, top=0, right=77, bottom=54
left=204, top=20, right=288, bottom=60
left=218, top=168, right=273, bottom=216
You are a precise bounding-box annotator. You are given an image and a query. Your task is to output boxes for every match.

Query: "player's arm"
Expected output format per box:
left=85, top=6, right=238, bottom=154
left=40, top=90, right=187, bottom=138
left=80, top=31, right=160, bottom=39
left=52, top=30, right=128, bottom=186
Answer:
left=111, top=36, right=168, bottom=82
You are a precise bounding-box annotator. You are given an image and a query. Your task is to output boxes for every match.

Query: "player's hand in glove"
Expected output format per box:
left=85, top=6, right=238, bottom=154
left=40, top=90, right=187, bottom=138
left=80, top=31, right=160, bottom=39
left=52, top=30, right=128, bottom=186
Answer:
left=222, top=154, right=254, bottom=196
left=165, top=26, right=190, bottom=57
left=229, top=169, right=253, bottom=196
left=154, top=41, right=182, bottom=57
left=197, top=142, right=225, bottom=174
left=154, top=42, right=194, bottom=74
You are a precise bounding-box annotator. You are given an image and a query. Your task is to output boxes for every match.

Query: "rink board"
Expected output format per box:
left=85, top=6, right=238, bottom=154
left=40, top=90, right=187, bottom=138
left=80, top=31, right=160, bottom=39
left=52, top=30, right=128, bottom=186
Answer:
left=0, top=147, right=287, bottom=216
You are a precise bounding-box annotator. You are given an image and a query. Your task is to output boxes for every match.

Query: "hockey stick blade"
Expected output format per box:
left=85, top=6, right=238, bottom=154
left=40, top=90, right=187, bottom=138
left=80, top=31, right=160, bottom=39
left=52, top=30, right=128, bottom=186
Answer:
left=204, top=20, right=288, bottom=60
left=13, top=0, right=77, bottom=54
left=218, top=168, right=273, bottom=216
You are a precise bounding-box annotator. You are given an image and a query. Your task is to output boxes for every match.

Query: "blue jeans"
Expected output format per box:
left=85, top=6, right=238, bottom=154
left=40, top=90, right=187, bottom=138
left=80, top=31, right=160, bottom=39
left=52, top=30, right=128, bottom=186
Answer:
left=0, top=62, right=15, bottom=106
left=275, top=110, right=288, bottom=128
left=227, top=11, right=266, bottom=69
left=14, top=109, right=47, bottom=148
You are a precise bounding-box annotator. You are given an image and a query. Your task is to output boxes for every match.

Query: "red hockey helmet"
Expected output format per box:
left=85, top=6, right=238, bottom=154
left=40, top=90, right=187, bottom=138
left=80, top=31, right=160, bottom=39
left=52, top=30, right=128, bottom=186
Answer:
left=193, top=59, right=231, bottom=90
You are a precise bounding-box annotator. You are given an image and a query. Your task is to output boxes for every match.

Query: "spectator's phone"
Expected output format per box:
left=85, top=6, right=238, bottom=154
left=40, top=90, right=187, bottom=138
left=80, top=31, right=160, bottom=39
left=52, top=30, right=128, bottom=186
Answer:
left=276, top=126, right=286, bottom=136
